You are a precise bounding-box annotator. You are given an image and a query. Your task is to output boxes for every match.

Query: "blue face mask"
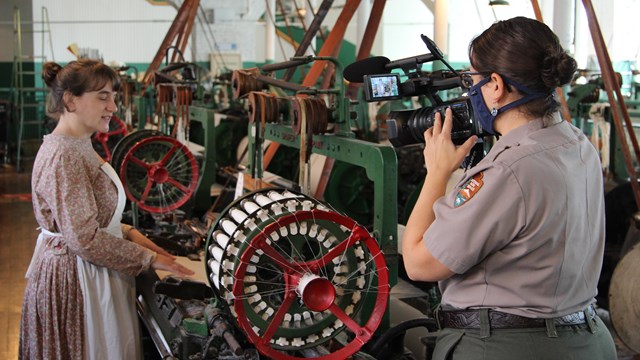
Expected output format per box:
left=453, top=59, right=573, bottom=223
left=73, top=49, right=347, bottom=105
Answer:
left=468, top=75, right=548, bottom=135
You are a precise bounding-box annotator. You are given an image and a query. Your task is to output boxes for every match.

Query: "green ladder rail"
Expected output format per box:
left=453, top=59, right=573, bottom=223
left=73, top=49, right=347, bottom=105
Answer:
left=12, top=6, right=55, bottom=172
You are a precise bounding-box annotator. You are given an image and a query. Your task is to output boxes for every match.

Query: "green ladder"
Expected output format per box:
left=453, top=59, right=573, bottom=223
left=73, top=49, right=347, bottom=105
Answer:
left=12, top=6, right=54, bottom=172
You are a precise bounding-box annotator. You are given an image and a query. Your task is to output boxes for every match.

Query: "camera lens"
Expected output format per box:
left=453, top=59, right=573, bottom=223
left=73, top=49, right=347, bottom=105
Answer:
left=386, top=107, right=434, bottom=147
left=408, top=107, right=436, bottom=141
left=386, top=99, right=479, bottom=147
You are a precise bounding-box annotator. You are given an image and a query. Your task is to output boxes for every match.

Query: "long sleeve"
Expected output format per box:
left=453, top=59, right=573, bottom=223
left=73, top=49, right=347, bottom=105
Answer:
left=41, top=151, right=155, bottom=276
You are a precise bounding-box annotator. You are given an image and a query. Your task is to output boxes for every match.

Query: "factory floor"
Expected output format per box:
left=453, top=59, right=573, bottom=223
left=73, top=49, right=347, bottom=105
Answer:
left=0, top=159, right=638, bottom=360
left=0, top=162, right=37, bottom=360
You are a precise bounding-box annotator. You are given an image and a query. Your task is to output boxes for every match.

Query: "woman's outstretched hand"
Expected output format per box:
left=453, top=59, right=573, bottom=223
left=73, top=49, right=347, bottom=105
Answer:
left=151, top=254, right=195, bottom=277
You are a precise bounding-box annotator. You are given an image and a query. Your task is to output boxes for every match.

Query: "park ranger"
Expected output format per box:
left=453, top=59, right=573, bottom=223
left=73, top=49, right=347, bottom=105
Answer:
left=402, top=17, right=617, bottom=360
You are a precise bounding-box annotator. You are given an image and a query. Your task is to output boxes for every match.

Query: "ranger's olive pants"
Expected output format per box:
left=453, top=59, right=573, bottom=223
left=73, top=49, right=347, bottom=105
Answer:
left=432, top=315, right=617, bottom=360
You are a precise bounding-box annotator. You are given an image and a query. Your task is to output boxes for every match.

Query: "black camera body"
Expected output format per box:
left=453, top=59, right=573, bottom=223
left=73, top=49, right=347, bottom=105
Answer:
left=360, top=67, right=484, bottom=147
left=345, top=34, right=488, bottom=147
left=386, top=98, right=480, bottom=147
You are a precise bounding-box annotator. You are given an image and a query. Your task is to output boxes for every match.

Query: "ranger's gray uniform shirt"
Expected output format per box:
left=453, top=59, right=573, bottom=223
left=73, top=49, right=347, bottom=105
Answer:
left=424, top=113, right=605, bottom=318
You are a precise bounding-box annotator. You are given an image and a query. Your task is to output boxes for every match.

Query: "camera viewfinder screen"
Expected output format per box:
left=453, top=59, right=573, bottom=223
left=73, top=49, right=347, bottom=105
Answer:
left=364, top=74, right=402, bottom=101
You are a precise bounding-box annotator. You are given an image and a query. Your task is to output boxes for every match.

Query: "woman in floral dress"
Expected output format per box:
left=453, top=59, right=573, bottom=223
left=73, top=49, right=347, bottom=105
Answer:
left=20, top=59, right=194, bottom=360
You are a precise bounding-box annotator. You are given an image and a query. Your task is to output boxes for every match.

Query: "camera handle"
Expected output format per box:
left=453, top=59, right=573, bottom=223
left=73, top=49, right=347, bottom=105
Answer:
left=462, top=141, right=486, bottom=169
left=421, top=34, right=460, bottom=77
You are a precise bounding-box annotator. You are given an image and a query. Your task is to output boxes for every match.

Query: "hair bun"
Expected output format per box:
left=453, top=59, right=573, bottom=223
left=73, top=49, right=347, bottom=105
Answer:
left=541, top=51, right=577, bottom=88
left=42, top=62, right=63, bottom=87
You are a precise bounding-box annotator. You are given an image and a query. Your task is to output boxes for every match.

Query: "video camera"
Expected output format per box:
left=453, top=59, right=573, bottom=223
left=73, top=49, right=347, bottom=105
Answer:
left=345, top=34, right=487, bottom=147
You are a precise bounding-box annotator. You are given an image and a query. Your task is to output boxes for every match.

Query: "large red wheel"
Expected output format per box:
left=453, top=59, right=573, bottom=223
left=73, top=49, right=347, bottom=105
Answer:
left=92, top=114, right=128, bottom=162
left=119, top=136, right=199, bottom=213
left=205, top=188, right=389, bottom=360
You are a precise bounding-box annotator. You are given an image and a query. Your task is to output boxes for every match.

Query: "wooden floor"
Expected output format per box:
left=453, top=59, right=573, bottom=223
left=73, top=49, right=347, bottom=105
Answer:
left=0, top=163, right=37, bottom=360
left=0, top=159, right=638, bottom=360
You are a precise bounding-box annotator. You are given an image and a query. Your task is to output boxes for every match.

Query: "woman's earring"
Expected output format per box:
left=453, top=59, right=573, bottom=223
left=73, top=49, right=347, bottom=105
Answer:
left=491, top=105, right=498, bottom=116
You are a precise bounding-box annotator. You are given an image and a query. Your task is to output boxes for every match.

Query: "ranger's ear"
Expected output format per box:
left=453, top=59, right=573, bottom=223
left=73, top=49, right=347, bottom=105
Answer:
left=489, top=72, right=509, bottom=104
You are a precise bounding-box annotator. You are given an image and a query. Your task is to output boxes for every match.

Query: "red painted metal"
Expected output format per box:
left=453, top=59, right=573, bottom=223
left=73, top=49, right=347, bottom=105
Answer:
left=316, top=0, right=387, bottom=199
left=282, top=0, right=335, bottom=82
left=263, top=0, right=362, bottom=172
left=119, top=136, right=199, bottom=213
left=581, top=0, right=640, bottom=209
left=232, top=209, right=389, bottom=360
left=140, top=0, right=200, bottom=94
left=92, top=114, right=128, bottom=162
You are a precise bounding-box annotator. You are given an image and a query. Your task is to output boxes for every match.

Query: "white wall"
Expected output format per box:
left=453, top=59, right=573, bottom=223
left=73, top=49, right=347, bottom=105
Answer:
left=381, top=0, right=433, bottom=60
left=378, top=0, right=537, bottom=63
left=7, top=0, right=632, bottom=73
left=31, top=0, right=177, bottom=64
left=211, top=0, right=385, bottom=66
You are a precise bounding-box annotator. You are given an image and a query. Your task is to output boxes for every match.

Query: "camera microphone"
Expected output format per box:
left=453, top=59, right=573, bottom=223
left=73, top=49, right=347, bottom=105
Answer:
left=344, top=53, right=439, bottom=83
left=344, top=56, right=391, bottom=82
left=386, top=53, right=437, bottom=72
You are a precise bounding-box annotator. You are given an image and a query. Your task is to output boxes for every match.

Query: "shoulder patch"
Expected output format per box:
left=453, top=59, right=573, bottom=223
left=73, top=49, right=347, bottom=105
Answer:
left=454, top=172, right=484, bottom=207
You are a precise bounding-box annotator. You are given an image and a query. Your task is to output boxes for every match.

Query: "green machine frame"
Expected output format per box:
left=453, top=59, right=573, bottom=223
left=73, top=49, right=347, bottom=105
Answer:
left=568, top=80, right=640, bottom=181
left=245, top=57, right=399, bottom=328
left=129, top=93, right=246, bottom=215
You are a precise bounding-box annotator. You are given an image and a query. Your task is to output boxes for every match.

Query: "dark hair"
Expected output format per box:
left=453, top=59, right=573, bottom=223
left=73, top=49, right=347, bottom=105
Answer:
left=42, top=59, right=120, bottom=119
left=468, top=16, right=577, bottom=118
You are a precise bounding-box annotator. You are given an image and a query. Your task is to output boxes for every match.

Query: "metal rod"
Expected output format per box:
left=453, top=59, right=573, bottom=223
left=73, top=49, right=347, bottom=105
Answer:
left=261, top=56, right=314, bottom=72
left=140, top=0, right=199, bottom=94
left=262, top=0, right=361, bottom=171
left=582, top=0, right=640, bottom=211
left=255, top=74, right=312, bottom=92
left=282, top=0, right=335, bottom=81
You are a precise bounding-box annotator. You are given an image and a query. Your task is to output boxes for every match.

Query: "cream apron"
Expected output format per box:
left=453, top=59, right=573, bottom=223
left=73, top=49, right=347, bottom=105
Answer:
left=27, top=162, right=142, bottom=359
left=76, top=162, right=142, bottom=360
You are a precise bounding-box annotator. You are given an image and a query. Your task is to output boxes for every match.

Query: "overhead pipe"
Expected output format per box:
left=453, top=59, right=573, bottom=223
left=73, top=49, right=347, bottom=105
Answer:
left=433, top=0, right=448, bottom=64
left=529, top=0, right=573, bottom=124
left=552, top=0, right=574, bottom=52
left=266, top=0, right=276, bottom=63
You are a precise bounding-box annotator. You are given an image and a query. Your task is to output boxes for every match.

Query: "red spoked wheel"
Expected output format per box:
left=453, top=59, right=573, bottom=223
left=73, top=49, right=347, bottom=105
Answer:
left=232, top=209, right=388, bottom=360
left=205, top=189, right=389, bottom=359
left=92, top=114, right=128, bottom=162
left=119, top=135, right=199, bottom=213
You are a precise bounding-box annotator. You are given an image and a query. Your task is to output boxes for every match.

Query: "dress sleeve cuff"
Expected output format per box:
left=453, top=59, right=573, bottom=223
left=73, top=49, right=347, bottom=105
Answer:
left=140, top=249, right=157, bottom=272
left=121, top=223, right=134, bottom=240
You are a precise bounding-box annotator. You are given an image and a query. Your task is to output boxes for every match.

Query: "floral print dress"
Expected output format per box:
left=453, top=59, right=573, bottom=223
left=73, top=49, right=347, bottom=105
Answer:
left=20, top=134, right=156, bottom=360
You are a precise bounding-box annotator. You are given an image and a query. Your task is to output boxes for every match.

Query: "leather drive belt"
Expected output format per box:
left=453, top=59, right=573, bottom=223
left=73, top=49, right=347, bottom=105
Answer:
left=437, top=305, right=596, bottom=329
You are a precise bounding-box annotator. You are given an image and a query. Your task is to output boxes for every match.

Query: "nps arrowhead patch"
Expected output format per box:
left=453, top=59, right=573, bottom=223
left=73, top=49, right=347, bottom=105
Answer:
left=454, top=172, right=484, bottom=207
